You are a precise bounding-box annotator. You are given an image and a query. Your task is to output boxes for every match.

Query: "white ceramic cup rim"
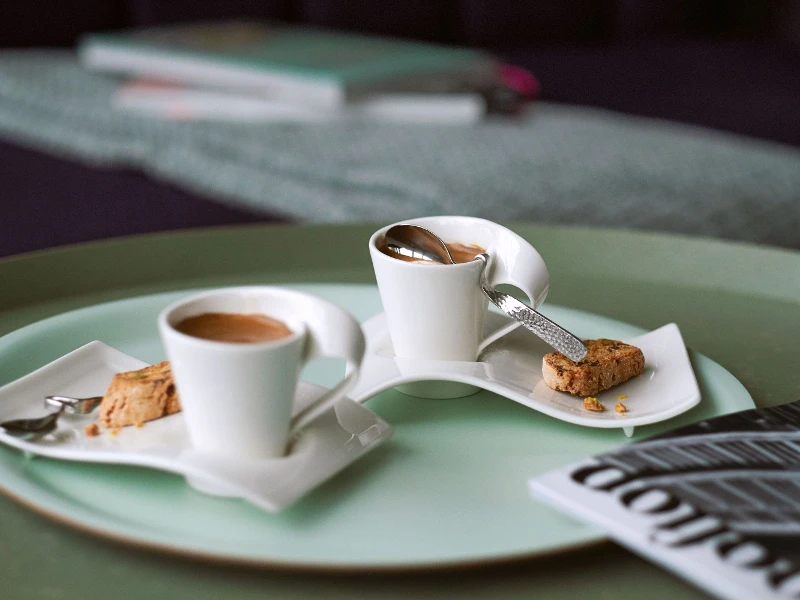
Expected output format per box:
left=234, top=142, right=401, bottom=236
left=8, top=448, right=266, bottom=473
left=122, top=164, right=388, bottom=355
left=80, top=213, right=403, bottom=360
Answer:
left=159, top=290, right=307, bottom=353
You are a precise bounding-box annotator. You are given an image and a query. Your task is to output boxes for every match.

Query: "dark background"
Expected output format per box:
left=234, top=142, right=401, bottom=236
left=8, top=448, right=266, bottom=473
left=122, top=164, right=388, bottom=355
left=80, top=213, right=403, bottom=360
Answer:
left=1, top=0, right=799, bottom=257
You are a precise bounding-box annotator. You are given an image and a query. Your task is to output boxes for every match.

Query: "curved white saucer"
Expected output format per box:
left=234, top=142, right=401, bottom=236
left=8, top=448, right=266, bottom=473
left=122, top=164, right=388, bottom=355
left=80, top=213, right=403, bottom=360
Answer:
left=350, top=312, right=700, bottom=436
left=0, top=341, right=393, bottom=513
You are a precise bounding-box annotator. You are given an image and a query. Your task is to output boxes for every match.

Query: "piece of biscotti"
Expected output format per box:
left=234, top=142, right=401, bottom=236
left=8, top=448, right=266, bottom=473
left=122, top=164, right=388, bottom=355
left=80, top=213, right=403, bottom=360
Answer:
left=98, top=361, right=181, bottom=428
left=542, top=339, right=644, bottom=396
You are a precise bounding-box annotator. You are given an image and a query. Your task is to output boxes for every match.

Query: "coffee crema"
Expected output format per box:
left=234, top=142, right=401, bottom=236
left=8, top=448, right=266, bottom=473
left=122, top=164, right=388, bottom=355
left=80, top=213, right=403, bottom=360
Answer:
left=174, top=312, right=293, bottom=344
left=379, top=240, right=485, bottom=264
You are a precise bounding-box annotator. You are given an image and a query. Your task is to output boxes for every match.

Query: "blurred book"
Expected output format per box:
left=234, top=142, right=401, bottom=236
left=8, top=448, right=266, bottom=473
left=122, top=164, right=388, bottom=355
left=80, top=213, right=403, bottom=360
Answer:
left=80, top=21, right=498, bottom=109
left=113, top=79, right=488, bottom=125
left=529, top=399, right=800, bottom=600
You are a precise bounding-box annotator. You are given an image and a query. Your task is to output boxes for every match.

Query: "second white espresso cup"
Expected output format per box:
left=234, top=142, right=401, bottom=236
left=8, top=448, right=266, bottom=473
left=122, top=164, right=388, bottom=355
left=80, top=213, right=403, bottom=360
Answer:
left=158, top=286, right=365, bottom=460
left=369, top=216, right=549, bottom=397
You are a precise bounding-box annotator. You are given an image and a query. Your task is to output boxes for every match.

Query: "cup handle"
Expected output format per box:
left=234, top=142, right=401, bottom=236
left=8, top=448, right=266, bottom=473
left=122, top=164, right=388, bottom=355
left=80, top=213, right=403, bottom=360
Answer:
left=288, top=305, right=366, bottom=434
left=478, top=231, right=550, bottom=352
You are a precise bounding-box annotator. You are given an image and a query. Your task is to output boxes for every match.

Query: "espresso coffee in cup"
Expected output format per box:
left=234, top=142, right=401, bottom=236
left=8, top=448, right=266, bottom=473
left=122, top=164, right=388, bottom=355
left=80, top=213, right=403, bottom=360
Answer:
left=159, top=287, right=365, bottom=462
left=174, top=312, right=293, bottom=344
left=378, top=240, right=485, bottom=264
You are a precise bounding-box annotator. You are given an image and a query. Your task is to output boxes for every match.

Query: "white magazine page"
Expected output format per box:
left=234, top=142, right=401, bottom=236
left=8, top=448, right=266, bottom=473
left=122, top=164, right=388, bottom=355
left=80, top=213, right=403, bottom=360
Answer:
left=530, top=400, right=800, bottom=600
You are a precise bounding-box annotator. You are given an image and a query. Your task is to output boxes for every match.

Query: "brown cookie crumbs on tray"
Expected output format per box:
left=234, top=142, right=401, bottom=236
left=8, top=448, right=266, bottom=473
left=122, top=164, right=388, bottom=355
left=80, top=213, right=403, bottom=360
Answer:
left=615, top=402, right=628, bottom=413
left=583, top=397, right=605, bottom=412
left=542, top=339, right=644, bottom=396
left=85, top=423, right=100, bottom=437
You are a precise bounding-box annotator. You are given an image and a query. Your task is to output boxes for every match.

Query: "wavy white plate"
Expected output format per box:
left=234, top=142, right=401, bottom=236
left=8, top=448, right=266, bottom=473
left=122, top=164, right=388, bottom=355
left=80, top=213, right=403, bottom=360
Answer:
left=0, top=341, right=393, bottom=513
left=351, top=312, right=700, bottom=437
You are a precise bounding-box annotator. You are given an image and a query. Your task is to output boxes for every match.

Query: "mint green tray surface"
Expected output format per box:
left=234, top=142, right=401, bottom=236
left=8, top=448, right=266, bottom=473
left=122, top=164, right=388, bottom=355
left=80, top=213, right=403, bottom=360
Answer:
left=0, top=223, right=798, bottom=600
left=0, top=284, right=752, bottom=568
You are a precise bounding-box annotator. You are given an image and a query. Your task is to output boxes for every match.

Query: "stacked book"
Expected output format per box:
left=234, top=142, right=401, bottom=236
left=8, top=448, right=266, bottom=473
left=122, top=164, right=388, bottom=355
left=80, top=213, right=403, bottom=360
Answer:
left=79, top=21, right=529, bottom=124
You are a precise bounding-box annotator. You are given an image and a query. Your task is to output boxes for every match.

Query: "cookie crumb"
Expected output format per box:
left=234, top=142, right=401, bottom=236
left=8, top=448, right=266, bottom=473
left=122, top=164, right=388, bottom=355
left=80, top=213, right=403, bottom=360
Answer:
left=617, top=394, right=628, bottom=400
left=583, top=397, right=605, bottom=412
left=85, top=423, right=100, bottom=437
left=135, top=421, right=144, bottom=428
left=616, top=402, right=628, bottom=413
left=110, top=428, right=122, bottom=437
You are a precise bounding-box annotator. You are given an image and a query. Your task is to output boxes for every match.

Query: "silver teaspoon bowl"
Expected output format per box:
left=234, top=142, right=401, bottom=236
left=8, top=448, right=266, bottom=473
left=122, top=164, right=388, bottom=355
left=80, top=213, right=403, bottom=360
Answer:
left=383, top=224, right=588, bottom=362
left=383, top=223, right=455, bottom=263
left=0, top=395, right=103, bottom=437
left=0, top=411, right=62, bottom=437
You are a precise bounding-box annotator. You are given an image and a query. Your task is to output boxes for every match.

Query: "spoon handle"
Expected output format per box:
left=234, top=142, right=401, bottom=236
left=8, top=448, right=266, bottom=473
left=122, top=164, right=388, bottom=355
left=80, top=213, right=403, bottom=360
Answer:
left=45, top=395, right=103, bottom=415
left=476, top=255, right=588, bottom=362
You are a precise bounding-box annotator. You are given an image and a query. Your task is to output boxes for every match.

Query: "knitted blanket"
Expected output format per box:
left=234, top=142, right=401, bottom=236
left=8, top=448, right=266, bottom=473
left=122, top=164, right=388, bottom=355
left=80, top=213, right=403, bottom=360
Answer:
left=1, top=50, right=798, bottom=247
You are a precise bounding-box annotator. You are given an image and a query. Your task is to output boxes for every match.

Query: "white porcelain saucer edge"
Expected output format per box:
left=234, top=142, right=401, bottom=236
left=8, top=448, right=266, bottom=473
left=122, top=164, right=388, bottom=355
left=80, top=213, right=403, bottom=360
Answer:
left=0, top=341, right=393, bottom=513
left=350, top=312, right=701, bottom=437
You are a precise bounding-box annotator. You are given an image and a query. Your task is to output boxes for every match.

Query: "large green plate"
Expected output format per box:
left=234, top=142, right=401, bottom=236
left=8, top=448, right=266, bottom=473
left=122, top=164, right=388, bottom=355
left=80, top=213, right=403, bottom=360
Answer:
left=0, top=283, right=753, bottom=569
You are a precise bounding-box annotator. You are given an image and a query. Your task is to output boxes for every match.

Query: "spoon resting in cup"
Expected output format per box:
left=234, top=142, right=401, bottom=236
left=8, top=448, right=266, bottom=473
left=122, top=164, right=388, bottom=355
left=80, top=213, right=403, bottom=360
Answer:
left=383, top=224, right=588, bottom=362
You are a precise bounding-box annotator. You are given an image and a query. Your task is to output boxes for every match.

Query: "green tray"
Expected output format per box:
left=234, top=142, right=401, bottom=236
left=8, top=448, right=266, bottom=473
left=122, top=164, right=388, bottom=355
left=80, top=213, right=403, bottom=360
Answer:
left=1, top=223, right=798, bottom=599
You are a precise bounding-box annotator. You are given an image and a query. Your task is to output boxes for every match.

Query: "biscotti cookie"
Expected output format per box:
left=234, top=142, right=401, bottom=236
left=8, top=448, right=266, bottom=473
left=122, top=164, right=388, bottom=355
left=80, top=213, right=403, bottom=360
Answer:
left=542, top=339, right=644, bottom=397
left=98, top=361, right=181, bottom=428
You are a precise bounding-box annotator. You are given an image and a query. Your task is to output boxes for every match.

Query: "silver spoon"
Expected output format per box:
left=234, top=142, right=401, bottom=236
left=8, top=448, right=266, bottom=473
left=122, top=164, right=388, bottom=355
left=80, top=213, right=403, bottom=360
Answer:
left=44, top=395, right=103, bottom=415
left=0, top=395, right=103, bottom=437
left=0, top=410, right=62, bottom=437
left=384, top=224, right=588, bottom=362
left=384, top=224, right=456, bottom=263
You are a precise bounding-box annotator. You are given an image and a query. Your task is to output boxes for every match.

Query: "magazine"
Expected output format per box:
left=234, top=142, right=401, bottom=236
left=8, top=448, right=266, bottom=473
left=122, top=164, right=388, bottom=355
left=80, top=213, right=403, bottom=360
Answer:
left=530, top=400, right=800, bottom=600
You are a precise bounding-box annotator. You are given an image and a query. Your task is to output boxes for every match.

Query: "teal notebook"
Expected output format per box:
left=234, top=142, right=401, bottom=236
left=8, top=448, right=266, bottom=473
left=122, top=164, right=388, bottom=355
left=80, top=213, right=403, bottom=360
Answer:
left=80, top=21, right=497, bottom=107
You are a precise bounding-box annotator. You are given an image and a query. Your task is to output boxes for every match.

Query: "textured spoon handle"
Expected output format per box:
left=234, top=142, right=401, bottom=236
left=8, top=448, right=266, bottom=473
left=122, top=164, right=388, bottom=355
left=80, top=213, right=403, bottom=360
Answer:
left=486, top=292, right=588, bottom=362
left=476, top=255, right=588, bottom=362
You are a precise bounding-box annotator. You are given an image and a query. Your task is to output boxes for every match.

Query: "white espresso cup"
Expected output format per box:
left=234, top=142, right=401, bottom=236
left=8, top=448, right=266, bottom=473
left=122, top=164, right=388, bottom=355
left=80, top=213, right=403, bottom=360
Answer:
left=158, top=287, right=365, bottom=460
left=369, top=216, right=549, bottom=398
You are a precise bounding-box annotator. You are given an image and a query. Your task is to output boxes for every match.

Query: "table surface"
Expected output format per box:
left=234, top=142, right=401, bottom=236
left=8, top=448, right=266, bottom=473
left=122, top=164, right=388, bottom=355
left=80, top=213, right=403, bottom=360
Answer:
left=1, top=223, right=798, bottom=600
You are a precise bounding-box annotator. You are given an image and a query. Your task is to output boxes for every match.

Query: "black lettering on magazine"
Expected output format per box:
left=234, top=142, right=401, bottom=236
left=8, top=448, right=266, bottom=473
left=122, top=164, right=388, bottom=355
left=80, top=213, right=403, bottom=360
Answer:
left=570, top=461, right=800, bottom=596
left=570, top=464, right=636, bottom=491
left=619, top=487, right=681, bottom=514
